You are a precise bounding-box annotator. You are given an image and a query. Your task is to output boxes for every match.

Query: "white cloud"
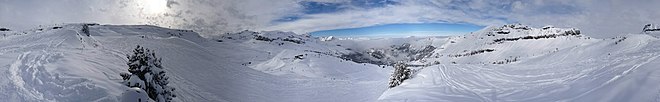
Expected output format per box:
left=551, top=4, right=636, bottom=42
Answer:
left=264, top=1, right=509, bottom=34
left=0, top=0, right=163, bottom=30
left=268, top=0, right=660, bottom=38
left=147, top=0, right=303, bottom=36
left=510, top=0, right=660, bottom=38
left=1, top=0, right=659, bottom=38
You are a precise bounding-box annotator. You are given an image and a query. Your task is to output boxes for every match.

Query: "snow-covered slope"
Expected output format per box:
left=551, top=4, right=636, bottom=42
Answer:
left=378, top=24, right=660, bottom=101
left=1, top=23, right=660, bottom=102
left=0, top=24, right=389, bottom=102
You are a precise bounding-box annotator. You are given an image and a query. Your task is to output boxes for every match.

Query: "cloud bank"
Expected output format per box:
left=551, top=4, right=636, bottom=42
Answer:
left=1, top=0, right=659, bottom=38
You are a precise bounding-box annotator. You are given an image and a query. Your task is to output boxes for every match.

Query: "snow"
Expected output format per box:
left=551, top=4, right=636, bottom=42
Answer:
left=121, top=87, right=151, bottom=102
left=379, top=25, right=660, bottom=101
left=0, top=23, right=659, bottom=101
left=128, top=74, right=149, bottom=89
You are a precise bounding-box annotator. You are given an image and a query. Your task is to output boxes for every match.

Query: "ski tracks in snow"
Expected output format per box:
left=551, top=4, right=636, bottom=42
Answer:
left=5, top=51, right=111, bottom=101
left=381, top=38, right=660, bottom=101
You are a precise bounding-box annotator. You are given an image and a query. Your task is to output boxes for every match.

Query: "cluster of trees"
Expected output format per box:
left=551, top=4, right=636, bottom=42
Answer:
left=492, top=56, right=519, bottom=64
left=486, top=32, right=496, bottom=36
left=166, top=32, right=183, bottom=37
left=294, top=54, right=305, bottom=60
left=79, top=23, right=99, bottom=36
left=614, top=37, right=627, bottom=45
left=0, top=28, right=9, bottom=31
left=564, top=29, right=581, bottom=35
left=490, top=30, right=581, bottom=44
left=448, top=49, right=495, bottom=57
left=120, top=45, right=175, bottom=102
left=254, top=35, right=275, bottom=42
left=502, top=24, right=530, bottom=30
left=253, top=34, right=305, bottom=44
left=282, top=38, right=305, bottom=44
left=496, top=30, right=510, bottom=34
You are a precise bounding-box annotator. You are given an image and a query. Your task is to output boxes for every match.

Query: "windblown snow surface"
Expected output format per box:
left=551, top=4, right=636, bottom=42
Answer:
left=0, top=23, right=659, bottom=102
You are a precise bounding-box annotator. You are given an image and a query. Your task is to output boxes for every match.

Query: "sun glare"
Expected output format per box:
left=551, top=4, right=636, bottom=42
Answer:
left=140, top=0, right=167, bottom=14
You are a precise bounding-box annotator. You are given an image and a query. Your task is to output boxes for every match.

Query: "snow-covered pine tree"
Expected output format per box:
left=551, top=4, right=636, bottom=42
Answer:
left=388, top=62, right=411, bottom=88
left=121, top=45, right=175, bottom=102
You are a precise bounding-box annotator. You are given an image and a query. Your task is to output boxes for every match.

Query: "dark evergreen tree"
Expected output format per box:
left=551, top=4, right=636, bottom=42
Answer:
left=81, top=24, right=90, bottom=36
left=121, top=45, right=175, bottom=102
left=388, top=62, right=411, bottom=88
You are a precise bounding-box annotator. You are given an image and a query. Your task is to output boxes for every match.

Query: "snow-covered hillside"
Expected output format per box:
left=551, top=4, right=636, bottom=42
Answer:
left=0, top=23, right=659, bottom=102
left=379, top=24, right=660, bottom=101
left=0, top=24, right=389, bottom=102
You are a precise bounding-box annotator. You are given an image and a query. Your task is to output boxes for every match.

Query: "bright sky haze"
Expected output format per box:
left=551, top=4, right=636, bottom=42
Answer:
left=1, top=0, right=659, bottom=38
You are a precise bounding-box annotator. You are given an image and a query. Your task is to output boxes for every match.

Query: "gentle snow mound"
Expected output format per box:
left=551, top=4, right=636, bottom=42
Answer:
left=121, top=88, right=151, bottom=102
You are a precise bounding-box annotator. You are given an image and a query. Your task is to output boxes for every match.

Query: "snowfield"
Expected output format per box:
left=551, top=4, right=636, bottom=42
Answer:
left=0, top=23, right=659, bottom=102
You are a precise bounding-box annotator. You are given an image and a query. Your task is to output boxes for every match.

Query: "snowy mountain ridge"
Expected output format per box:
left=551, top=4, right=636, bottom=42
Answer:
left=0, top=23, right=659, bottom=101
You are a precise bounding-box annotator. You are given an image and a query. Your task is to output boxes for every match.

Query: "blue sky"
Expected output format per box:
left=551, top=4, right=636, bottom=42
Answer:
left=289, top=0, right=486, bottom=37
left=275, top=0, right=489, bottom=37
left=311, top=23, right=483, bottom=37
left=1, top=0, right=659, bottom=38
